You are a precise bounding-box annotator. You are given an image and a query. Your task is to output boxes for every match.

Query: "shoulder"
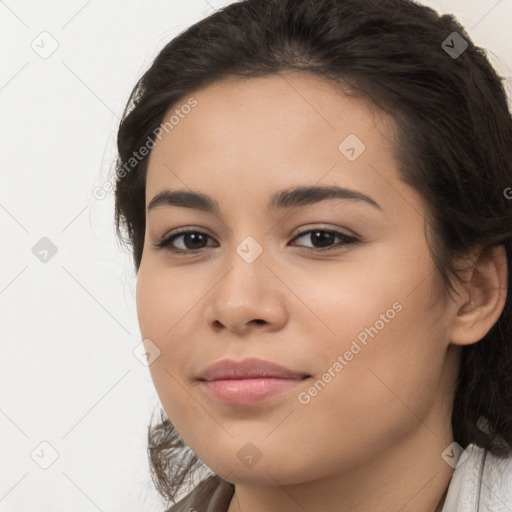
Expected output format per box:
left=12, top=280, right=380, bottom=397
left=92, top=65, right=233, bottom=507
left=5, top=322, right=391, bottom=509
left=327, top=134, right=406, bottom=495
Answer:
left=442, top=443, right=512, bottom=511
left=480, top=444, right=512, bottom=510
left=164, top=474, right=235, bottom=512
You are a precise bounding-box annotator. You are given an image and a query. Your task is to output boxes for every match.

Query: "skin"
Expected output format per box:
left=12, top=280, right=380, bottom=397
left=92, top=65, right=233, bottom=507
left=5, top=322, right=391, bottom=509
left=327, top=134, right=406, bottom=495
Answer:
left=136, top=71, right=508, bottom=512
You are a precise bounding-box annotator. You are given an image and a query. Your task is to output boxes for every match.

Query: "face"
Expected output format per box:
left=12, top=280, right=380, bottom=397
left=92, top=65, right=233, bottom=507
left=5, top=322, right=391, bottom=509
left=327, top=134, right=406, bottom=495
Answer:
left=136, top=72, right=459, bottom=486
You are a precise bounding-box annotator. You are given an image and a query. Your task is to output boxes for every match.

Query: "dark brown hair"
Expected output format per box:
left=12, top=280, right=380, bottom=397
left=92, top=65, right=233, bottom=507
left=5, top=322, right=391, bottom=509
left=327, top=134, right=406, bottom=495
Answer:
left=113, top=0, right=512, bottom=504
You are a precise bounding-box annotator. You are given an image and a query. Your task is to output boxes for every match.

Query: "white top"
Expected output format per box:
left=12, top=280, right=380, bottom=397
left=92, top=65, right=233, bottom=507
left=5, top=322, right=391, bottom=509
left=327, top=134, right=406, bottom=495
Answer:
left=441, top=443, right=512, bottom=511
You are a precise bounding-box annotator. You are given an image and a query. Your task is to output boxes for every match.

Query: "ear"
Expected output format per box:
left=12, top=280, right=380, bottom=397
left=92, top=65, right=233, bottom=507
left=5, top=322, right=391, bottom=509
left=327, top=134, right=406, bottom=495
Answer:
left=450, top=244, right=508, bottom=346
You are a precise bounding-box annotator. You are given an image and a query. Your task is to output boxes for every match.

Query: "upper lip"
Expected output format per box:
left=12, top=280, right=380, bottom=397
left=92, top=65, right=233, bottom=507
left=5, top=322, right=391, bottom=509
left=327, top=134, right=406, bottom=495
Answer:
left=197, top=358, right=310, bottom=381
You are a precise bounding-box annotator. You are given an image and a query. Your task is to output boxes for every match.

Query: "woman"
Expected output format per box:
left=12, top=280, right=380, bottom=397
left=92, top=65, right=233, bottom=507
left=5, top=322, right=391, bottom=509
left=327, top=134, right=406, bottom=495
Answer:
left=114, top=0, right=512, bottom=510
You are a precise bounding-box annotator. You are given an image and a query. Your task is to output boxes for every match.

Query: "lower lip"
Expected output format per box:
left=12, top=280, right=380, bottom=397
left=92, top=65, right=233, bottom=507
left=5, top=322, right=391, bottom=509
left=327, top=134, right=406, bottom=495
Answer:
left=200, top=377, right=307, bottom=405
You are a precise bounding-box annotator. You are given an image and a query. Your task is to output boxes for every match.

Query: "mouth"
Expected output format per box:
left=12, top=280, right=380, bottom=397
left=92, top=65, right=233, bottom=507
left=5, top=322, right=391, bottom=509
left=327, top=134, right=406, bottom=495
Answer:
left=196, top=358, right=311, bottom=406
left=199, top=376, right=311, bottom=405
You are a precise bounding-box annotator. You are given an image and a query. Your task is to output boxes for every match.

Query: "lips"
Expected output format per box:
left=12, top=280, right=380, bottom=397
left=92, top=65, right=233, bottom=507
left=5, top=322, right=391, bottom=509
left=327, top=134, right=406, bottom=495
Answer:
left=196, top=358, right=311, bottom=405
left=196, top=357, right=310, bottom=381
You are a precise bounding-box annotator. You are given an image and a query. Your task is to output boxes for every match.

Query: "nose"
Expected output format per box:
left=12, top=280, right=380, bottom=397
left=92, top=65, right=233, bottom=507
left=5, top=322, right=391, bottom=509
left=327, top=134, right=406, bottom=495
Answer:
left=204, top=248, right=289, bottom=336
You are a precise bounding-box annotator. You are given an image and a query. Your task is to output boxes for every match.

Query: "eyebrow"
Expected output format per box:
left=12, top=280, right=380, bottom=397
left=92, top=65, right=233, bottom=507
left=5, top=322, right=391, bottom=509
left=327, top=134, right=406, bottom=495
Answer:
left=147, top=185, right=382, bottom=213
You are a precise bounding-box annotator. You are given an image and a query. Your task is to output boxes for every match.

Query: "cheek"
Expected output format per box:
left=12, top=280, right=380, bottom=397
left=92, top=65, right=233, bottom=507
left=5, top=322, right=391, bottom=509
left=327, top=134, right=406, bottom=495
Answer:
left=135, top=265, right=206, bottom=427
left=135, top=262, right=158, bottom=338
left=309, top=282, right=446, bottom=435
left=296, top=247, right=447, bottom=434
left=136, top=267, right=181, bottom=394
left=135, top=262, right=195, bottom=340
left=285, top=300, right=448, bottom=481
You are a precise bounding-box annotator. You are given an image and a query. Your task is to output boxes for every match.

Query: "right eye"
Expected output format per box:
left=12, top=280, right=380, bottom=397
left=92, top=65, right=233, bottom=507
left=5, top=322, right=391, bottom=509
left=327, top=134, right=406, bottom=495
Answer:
left=153, top=229, right=218, bottom=254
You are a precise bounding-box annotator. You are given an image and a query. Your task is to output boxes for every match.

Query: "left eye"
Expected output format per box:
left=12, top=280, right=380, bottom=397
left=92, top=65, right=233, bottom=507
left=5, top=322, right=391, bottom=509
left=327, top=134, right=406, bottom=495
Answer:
left=290, top=229, right=359, bottom=251
left=154, top=228, right=359, bottom=254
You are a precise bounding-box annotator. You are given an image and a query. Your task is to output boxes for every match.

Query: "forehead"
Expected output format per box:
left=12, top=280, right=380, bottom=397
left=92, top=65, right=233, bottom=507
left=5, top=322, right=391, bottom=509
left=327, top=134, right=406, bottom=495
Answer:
left=149, top=71, right=388, bottom=153
left=144, top=72, right=414, bottom=218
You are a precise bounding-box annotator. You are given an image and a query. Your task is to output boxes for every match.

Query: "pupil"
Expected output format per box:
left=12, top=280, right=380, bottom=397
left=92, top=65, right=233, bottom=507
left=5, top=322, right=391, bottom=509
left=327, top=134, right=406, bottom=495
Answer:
left=312, top=231, right=334, bottom=248
left=186, top=233, right=206, bottom=249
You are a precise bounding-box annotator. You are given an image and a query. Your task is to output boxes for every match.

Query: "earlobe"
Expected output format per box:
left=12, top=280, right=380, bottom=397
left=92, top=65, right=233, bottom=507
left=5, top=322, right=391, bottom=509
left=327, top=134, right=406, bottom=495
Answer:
left=449, top=244, right=508, bottom=347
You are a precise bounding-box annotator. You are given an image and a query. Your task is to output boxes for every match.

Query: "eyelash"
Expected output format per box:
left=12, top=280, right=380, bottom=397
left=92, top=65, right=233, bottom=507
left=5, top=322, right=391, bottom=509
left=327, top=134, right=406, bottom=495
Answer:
left=153, top=227, right=359, bottom=255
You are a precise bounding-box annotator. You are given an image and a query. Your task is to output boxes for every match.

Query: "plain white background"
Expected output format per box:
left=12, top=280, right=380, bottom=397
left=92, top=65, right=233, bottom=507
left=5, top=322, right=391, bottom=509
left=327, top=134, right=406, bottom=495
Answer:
left=1, top=1, right=511, bottom=510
